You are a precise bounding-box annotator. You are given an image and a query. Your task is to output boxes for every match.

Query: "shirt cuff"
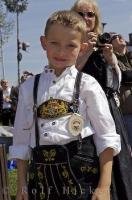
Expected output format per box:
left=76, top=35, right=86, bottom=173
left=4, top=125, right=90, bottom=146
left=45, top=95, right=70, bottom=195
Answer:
left=94, top=134, right=121, bottom=156
left=9, top=145, right=31, bottom=160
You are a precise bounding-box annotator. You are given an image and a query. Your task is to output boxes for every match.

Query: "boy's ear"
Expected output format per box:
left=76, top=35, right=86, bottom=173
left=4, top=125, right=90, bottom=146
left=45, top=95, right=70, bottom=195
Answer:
left=79, top=42, right=88, bottom=57
left=40, top=36, right=47, bottom=50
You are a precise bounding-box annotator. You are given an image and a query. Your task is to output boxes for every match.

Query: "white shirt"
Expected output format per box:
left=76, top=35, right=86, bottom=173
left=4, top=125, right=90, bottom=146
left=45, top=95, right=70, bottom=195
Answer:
left=9, top=65, right=121, bottom=160
left=3, top=87, right=11, bottom=109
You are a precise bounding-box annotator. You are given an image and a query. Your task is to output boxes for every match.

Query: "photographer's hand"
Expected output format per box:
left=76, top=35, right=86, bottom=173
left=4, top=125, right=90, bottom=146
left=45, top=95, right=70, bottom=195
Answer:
left=86, top=32, right=98, bottom=49
left=102, top=44, right=121, bottom=87
left=102, top=44, right=114, bottom=65
left=76, top=32, right=97, bottom=70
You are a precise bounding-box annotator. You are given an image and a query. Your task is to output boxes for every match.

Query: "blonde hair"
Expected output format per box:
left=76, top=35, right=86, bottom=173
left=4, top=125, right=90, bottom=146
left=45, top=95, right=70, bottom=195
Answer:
left=44, top=10, right=87, bottom=41
left=71, top=0, right=102, bottom=35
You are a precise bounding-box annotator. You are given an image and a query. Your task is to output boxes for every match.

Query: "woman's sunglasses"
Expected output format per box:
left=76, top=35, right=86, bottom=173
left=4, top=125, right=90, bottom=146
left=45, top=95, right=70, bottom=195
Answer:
left=78, top=11, right=95, bottom=18
left=111, top=34, right=123, bottom=42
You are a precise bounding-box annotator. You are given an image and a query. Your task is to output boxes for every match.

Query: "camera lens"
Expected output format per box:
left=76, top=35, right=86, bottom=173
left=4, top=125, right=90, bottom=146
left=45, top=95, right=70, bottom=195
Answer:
left=98, top=33, right=111, bottom=44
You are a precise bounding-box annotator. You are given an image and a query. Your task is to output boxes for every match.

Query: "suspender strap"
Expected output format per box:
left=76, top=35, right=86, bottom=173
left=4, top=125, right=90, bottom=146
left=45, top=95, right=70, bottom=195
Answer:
left=33, top=74, right=40, bottom=147
left=72, top=72, right=82, bottom=113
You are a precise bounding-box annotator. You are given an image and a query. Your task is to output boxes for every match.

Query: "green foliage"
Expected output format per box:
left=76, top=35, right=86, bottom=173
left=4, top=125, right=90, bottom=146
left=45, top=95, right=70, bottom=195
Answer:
left=8, top=169, right=17, bottom=199
left=2, top=0, right=28, bottom=13
left=0, top=2, right=14, bottom=47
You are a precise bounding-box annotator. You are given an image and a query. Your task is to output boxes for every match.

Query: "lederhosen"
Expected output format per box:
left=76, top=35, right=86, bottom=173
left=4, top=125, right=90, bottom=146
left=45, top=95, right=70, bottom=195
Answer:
left=28, top=72, right=99, bottom=200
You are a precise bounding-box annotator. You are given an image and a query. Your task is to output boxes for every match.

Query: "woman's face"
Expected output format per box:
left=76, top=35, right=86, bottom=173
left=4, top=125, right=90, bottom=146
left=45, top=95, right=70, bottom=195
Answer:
left=111, top=35, right=126, bottom=51
left=76, top=3, right=96, bottom=33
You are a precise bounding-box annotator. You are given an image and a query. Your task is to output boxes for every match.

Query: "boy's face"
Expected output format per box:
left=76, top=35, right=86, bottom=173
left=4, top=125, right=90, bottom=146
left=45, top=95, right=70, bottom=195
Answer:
left=40, top=24, right=87, bottom=74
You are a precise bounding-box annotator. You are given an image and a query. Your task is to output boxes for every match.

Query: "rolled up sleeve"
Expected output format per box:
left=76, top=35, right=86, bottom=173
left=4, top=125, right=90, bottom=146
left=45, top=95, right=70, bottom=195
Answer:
left=83, top=76, right=121, bottom=156
left=93, top=132, right=121, bottom=156
left=9, top=145, right=31, bottom=160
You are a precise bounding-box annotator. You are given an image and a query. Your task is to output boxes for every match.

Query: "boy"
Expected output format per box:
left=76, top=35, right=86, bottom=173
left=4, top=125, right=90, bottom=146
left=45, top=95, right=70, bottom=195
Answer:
left=10, top=10, right=120, bottom=200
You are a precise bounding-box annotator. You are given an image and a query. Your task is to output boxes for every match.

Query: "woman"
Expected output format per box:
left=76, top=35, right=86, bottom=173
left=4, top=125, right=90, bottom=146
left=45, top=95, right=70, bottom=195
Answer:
left=72, top=1, right=118, bottom=67
left=71, top=0, right=132, bottom=199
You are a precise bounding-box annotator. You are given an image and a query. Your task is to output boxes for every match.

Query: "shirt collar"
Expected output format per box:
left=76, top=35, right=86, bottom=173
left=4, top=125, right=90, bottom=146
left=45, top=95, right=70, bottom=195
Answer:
left=43, top=65, right=78, bottom=79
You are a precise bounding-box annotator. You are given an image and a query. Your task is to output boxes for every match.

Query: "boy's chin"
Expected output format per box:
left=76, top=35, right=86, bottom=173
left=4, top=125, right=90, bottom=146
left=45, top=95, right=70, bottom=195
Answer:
left=51, top=64, right=69, bottom=69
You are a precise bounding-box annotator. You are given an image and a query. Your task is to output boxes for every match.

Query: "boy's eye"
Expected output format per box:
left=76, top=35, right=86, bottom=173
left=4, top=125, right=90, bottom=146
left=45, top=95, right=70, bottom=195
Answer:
left=68, top=44, right=77, bottom=48
left=50, top=41, right=58, bottom=45
left=49, top=41, right=58, bottom=45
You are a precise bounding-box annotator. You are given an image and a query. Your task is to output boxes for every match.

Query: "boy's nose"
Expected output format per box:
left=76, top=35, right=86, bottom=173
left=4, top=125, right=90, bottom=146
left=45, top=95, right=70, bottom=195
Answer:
left=57, top=47, right=66, bottom=55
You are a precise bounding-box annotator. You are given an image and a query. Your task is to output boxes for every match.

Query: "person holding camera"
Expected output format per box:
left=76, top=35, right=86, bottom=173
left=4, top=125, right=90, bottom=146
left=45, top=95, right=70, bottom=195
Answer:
left=71, top=0, right=120, bottom=91
left=110, top=32, right=132, bottom=145
left=71, top=0, right=132, bottom=199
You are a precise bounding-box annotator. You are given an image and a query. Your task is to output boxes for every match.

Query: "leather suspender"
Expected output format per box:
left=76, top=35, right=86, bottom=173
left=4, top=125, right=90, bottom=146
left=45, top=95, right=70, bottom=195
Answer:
left=33, top=74, right=40, bottom=148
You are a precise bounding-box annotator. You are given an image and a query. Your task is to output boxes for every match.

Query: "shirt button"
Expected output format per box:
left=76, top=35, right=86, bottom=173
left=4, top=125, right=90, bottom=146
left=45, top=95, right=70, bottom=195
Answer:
left=41, top=123, right=44, bottom=127
left=44, top=132, right=48, bottom=137
left=52, top=121, right=55, bottom=125
left=52, top=80, right=56, bottom=84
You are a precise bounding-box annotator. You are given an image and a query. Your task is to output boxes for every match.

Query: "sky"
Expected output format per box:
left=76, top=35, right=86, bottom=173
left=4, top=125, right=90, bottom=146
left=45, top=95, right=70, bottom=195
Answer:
left=1, top=0, right=132, bottom=86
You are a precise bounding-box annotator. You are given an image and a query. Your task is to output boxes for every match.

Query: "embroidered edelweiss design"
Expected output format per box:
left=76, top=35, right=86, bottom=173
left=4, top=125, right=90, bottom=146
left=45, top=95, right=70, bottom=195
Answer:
left=42, top=149, right=56, bottom=162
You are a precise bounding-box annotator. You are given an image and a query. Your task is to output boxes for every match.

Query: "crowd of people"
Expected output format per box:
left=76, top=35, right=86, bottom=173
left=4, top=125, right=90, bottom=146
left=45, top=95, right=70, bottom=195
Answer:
left=0, top=0, right=132, bottom=200
left=0, top=70, right=33, bottom=126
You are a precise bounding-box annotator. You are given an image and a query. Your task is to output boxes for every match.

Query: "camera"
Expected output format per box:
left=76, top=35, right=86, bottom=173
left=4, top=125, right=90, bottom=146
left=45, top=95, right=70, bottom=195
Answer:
left=96, top=32, right=111, bottom=47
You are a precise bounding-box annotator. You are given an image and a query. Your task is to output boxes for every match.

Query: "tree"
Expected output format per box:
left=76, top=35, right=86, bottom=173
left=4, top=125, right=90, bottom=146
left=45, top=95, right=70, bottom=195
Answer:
left=2, top=0, right=28, bottom=84
left=2, top=0, right=28, bottom=13
left=0, top=2, right=14, bottom=79
left=0, top=3, right=14, bottom=47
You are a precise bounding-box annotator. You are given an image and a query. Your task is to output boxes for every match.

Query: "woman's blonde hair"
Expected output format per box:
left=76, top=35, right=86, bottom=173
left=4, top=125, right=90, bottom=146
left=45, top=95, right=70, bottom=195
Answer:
left=71, top=0, right=102, bottom=35
left=44, top=10, right=87, bottom=41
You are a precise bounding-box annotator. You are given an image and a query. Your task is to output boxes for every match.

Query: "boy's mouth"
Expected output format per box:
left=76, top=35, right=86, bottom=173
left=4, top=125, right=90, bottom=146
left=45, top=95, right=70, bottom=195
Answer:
left=54, top=57, right=67, bottom=62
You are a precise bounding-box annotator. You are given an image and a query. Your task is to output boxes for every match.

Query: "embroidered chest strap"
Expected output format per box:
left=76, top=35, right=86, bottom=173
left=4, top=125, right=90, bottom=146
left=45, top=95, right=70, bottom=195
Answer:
left=37, top=72, right=82, bottom=119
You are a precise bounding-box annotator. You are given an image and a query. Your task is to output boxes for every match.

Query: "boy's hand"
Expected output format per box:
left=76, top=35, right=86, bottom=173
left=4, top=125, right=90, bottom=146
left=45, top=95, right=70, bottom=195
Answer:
left=16, top=186, right=28, bottom=200
left=91, top=187, right=110, bottom=200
